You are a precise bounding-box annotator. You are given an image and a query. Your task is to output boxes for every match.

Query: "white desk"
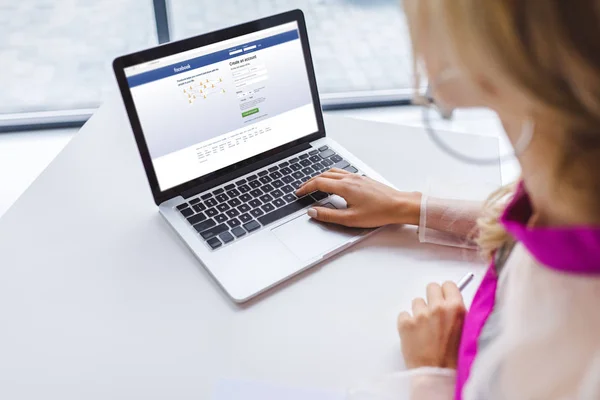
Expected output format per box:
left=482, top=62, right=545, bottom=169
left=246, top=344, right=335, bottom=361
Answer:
left=0, top=95, right=500, bottom=399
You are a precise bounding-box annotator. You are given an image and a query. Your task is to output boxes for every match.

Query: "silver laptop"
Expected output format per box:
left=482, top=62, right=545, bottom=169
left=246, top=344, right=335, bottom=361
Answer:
left=113, top=10, right=390, bottom=302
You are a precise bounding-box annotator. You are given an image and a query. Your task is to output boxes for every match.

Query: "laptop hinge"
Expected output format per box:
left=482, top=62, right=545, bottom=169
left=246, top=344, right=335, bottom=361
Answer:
left=180, top=142, right=312, bottom=199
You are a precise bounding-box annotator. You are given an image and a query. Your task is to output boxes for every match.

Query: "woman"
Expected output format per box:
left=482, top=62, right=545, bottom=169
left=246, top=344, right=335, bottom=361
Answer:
left=297, top=1, right=600, bottom=398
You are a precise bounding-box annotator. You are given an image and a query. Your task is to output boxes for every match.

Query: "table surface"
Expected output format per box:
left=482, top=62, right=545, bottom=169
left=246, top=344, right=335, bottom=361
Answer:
left=0, top=95, right=500, bottom=399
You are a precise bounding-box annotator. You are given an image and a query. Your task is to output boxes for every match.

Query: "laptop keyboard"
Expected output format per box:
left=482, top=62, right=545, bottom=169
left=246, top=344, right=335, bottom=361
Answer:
left=175, top=146, right=359, bottom=250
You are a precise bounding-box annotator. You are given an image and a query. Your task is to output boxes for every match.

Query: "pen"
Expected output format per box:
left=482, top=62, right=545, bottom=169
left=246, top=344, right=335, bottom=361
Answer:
left=457, top=272, right=475, bottom=291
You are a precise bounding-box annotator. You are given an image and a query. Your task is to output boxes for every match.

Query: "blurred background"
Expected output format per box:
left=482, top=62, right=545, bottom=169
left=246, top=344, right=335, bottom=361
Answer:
left=0, top=0, right=413, bottom=119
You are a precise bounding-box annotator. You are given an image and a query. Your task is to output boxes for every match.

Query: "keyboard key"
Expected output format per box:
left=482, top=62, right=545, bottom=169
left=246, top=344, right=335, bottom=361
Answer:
left=283, top=193, right=297, bottom=203
left=260, top=194, right=274, bottom=203
left=189, top=198, right=201, bottom=205
left=310, top=173, right=319, bottom=178
left=201, top=193, right=213, bottom=200
left=271, top=189, right=284, bottom=198
left=282, top=185, right=294, bottom=193
left=273, top=198, right=286, bottom=208
left=258, top=196, right=316, bottom=226
left=249, top=199, right=262, bottom=208
left=238, top=184, right=251, bottom=193
left=300, top=159, right=311, bottom=167
left=268, top=166, right=278, bottom=172
left=262, top=184, right=274, bottom=192
left=205, top=198, right=218, bottom=207
left=250, top=208, right=264, bottom=218
left=258, top=170, right=269, bottom=176
left=318, top=145, right=329, bottom=151
left=270, top=171, right=283, bottom=179
left=309, top=149, right=318, bottom=155
left=214, top=188, right=224, bottom=195
left=216, top=194, right=229, bottom=203
left=261, top=203, right=275, bottom=213
left=207, top=237, right=222, bottom=249
left=249, top=180, right=261, bottom=189
left=238, top=204, right=251, bottom=213
left=239, top=213, right=253, bottom=223
left=239, top=193, right=252, bottom=202
left=312, top=162, right=324, bottom=170
left=224, top=184, right=236, bottom=191
left=200, top=223, right=228, bottom=240
left=219, top=231, right=235, bottom=244
left=206, top=208, right=218, bottom=217
left=344, top=165, right=359, bottom=173
left=226, top=209, right=240, bottom=218
left=299, top=153, right=309, bottom=160
left=180, top=207, right=194, bottom=217
left=301, top=167, right=314, bottom=175
left=282, top=175, right=294, bottom=184
left=289, top=157, right=299, bottom=163
left=231, top=226, right=247, bottom=238
left=228, top=198, right=242, bottom=208
left=250, top=188, right=263, bottom=197
left=217, top=203, right=230, bottom=212
left=290, top=163, right=302, bottom=171
left=292, top=171, right=304, bottom=180
left=320, top=149, right=336, bottom=158
left=309, top=155, right=321, bottom=163
left=333, top=160, right=350, bottom=170
left=227, top=218, right=241, bottom=228
left=246, top=174, right=258, bottom=181
left=215, top=214, right=228, bottom=224
left=330, top=154, right=343, bottom=163
left=193, top=219, right=216, bottom=233
left=177, top=203, right=189, bottom=211
left=280, top=167, right=292, bottom=175
left=321, top=158, right=334, bottom=167
left=259, top=176, right=272, bottom=184
left=192, top=203, right=206, bottom=213
left=312, top=191, right=329, bottom=201
left=272, top=179, right=284, bottom=188
left=243, top=220, right=261, bottom=232
left=187, top=212, right=207, bottom=225
left=235, top=178, right=247, bottom=186
left=227, top=189, right=240, bottom=198
left=278, top=161, right=289, bottom=168
left=299, top=176, right=310, bottom=183
left=291, top=181, right=302, bottom=189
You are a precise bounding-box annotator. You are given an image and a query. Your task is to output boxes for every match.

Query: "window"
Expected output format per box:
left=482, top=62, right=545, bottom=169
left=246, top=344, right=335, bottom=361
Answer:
left=169, top=0, right=413, bottom=94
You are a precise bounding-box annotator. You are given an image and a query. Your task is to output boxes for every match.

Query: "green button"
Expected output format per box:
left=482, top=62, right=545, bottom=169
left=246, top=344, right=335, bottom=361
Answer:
left=242, top=108, right=259, bottom=118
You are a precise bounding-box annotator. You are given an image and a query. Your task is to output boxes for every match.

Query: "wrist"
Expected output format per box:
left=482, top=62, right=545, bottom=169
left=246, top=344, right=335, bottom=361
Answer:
left=392, top=191, right=422, bottom=226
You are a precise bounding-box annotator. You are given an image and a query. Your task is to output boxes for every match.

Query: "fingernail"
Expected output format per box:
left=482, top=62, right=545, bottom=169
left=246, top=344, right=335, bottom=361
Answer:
left=307, top=208, right=317, bottom=218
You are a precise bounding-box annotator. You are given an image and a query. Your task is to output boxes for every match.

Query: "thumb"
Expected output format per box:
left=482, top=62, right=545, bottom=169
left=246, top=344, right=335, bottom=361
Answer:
left=307, top=206, right=351, bottom=225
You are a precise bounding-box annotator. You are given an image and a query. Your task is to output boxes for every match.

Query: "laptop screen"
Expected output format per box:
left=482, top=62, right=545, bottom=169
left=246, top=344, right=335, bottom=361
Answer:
left=124, top=21, right=318, bottom=191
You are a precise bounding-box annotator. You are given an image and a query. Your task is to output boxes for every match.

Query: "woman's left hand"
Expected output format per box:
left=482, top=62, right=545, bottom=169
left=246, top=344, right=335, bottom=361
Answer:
left=397, top=281, right=467, bottom=370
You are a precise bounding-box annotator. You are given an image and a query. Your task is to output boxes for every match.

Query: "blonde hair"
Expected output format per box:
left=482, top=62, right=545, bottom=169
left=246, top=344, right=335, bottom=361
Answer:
left=404, top=0, right=600, bottom=260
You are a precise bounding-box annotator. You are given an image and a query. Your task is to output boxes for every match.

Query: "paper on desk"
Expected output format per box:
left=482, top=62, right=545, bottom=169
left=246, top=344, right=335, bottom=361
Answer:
left=213, top=379, right=346, bottom=400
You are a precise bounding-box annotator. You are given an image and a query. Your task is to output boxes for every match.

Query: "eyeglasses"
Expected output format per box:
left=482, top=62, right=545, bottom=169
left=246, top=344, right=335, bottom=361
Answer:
left=413, top=73, right=534, bottom=165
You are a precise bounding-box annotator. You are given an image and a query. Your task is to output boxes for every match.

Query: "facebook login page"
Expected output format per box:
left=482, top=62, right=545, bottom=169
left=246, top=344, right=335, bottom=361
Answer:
left=125, top=22, right=318, bottom=191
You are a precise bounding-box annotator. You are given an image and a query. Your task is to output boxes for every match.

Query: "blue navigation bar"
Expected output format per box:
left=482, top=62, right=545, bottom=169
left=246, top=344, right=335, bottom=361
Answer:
left=127, top=29, right=300, bottom=88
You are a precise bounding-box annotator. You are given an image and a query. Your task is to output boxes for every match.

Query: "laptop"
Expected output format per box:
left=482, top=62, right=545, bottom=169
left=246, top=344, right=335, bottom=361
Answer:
left=113, top=9, right=392, bottom=303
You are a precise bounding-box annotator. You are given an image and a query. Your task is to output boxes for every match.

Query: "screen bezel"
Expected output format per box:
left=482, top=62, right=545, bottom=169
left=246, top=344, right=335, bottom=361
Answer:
left=113, top=9, right=325, bottom=205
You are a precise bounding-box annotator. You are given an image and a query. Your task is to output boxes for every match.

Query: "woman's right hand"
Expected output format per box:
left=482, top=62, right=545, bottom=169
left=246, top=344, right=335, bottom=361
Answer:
left=295, top=168, right=422, bottom=228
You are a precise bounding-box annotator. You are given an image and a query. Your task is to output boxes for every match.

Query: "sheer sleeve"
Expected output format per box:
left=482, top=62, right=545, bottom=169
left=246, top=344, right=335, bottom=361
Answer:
left=418, top=195, right=482, bottom=249
left=347, top=368, right=456, bottom=400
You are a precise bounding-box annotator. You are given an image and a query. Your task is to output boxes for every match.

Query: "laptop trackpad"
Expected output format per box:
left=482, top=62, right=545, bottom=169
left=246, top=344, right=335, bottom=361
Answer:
left=271, top=204, right=364, bottom=262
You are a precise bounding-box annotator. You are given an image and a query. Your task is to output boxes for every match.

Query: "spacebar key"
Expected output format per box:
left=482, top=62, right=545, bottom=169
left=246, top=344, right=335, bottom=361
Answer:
left=258, top=196, right=316, bottom=226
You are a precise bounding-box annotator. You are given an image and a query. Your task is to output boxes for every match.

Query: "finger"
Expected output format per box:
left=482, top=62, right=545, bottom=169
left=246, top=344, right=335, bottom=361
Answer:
left=302, top=171, right=347, bottom=187
left=296, top=177, right=347, bottom=197
left=397, top=311, right=413, bottom=332
left=426, top=282, right=444, bottom=307
left=328, top=167, right=352, bottom=174
left=307, top=206, right=352, bottom=225
left=411, top=297, right=427, bottom=316
left=441, top=281, right=463, bottom=303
